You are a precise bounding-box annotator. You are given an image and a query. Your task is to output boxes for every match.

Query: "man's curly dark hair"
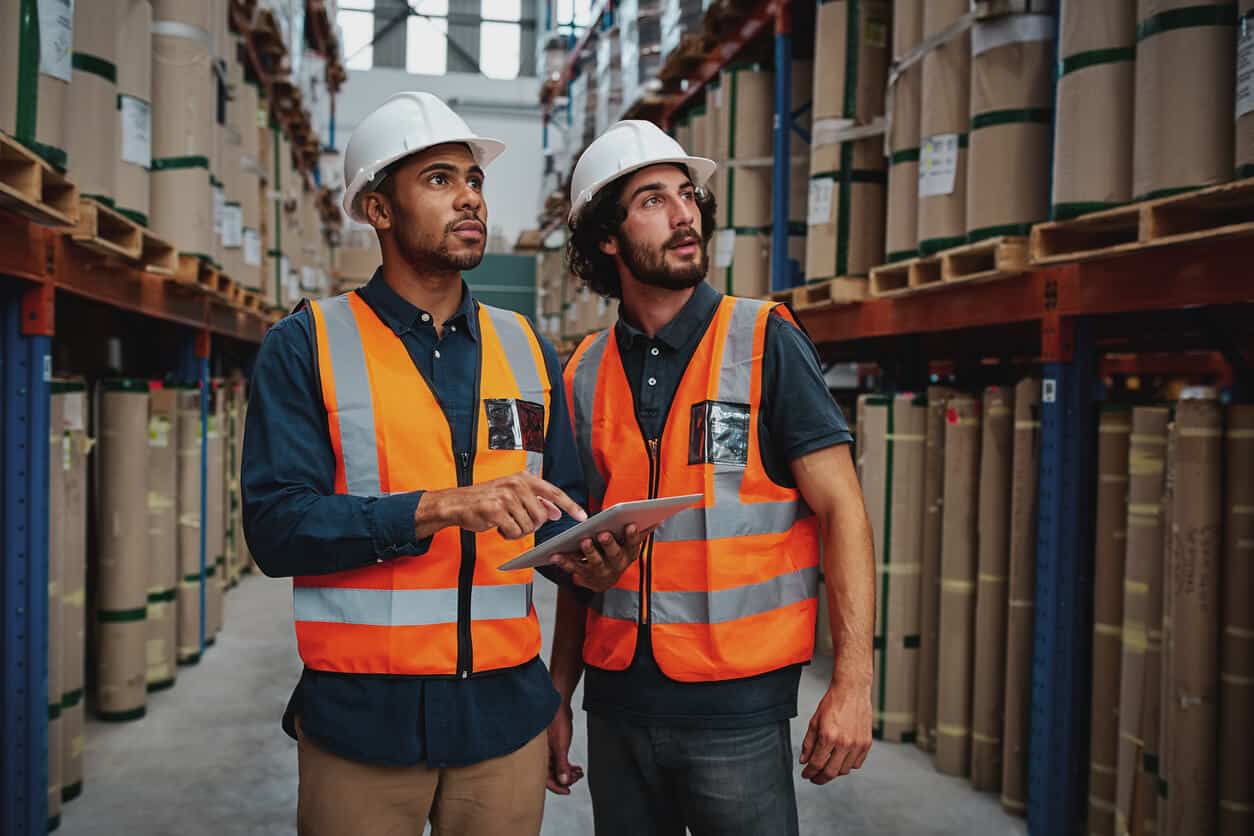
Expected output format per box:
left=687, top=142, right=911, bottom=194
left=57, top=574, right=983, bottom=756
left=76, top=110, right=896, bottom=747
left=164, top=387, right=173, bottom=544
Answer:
left=566, top=166, right=718, bottom=300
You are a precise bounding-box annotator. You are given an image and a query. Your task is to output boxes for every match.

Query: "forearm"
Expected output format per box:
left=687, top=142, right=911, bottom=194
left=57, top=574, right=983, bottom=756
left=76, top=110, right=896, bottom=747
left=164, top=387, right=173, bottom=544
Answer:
left=549, top=585, right=587, bottom=702
left=244, top=488, right=427, bottom=578
left=821, top=503, right=876, bottom=687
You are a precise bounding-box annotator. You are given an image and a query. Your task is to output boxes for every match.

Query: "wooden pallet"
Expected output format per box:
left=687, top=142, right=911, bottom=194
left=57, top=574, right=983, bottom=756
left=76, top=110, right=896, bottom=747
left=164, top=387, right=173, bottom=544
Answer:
left=790, top=278, right=868, bottom=310
left=0, top=133, right=79, bottom=228
left=71, top=198, right=143, bottom=260
left=173, top=253, right=203, bottom=286
left=241, top=290, right=261, bottom=312
left=869, top=255, right=943, bottom=297
left=1031, top=177, right=1254, bottom=265
left=940, top=236, right=1029, bottom=285
left=139, top=229, right=178, bottom=275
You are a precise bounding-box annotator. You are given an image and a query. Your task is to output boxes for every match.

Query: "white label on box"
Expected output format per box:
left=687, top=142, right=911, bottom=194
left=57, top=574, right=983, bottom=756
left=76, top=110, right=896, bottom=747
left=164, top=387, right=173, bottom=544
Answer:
left=148, top=416, right=171, bottom=449
left=301, top=266, right=318, bottom=291
left=807, top=178, right=835, bottom=226
left=243, top=228, right=262, bottom=266
left=919, top=134, right=959, bottom=198
left=213, top=184, right=225, bottom=238
left=222, top=205, right=243, bottom=249
left=39, top=0, right=74, bottom=82
left=63, top=392, right=84, bottom=431
left=119, top=95, right=151, bottom=168
left=713, top=229, right=736, bottom=269
left=1239, top=20, right=1254, bottom=118
left=1042, top=379, right=1057, bottom=404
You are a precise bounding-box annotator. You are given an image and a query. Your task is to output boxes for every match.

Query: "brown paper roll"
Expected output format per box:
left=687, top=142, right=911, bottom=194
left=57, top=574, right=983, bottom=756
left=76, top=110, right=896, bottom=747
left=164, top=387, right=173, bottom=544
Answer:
left=917, top=387, right=955, bottom=752
left=67, top=70, right=119, bottom=203
left=47, top=390, right=67, bottom=824
left=177, top=389, right=203, bottom=663
left=1133, top=1, right=1236, bottom=199
left=1001, top=378, right=1041, bottom=815
left=153, top=0, right=214, bottom=29
left=1053, top=0, right=1135, bottom=216
left=61, top=386, right=89, bottom=799
left=1220, top=405, right=1254, bottom=836
left=61, top=701, right=84, bottom=803
left=147, top=388, right=179, bottom=689
left=96, top=620, right=148, bottom=720
left=115, top=0, right=152, bottom=223
left=893, top=0, right=925, bottom=60
left=1155, top=420, right=1177, bottom=831
left=205, top=387, right=227, bottom=640
left=1113, top=407, right=1169, bottom=836
left=806, top=139, right=887, bottom=279
left=1162, top=398, right=1223, bottom=834
left=936, top=395, right=981, bottom=776
left=1088, top=405, right=1132, bottom=832
left=886, top=64, right=922, bottom=261
left=971, top=387, right=1015, bottom=790
left=966, top=23, right=1054, bottom=239
left=1239, top=0, right=1254, bottom=176
left=917, top=12, right=970, bottom=253
left=812, top=0, right=892, bottom=123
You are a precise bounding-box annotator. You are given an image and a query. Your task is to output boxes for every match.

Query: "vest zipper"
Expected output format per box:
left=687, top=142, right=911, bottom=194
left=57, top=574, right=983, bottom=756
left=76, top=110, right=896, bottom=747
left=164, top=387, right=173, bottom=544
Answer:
left=641, top=437, right=661, bottom=625
left=455, top=328, right=483, bottom=679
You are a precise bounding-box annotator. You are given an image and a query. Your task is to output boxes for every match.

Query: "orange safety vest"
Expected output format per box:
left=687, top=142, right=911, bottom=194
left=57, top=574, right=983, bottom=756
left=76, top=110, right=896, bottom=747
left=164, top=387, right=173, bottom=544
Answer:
left=296, top=291, right=549, bottom=677
left=564, top=295, right=820, bottom=682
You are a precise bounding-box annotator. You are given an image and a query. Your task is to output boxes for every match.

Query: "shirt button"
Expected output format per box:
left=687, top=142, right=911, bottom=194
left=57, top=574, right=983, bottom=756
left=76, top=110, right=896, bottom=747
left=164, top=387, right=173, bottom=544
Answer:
left=450, top=325, right=457, bottom=332
left=648, top=377, right=657, bottom=386
left=650, top=346, right=659, bottom=356
left=434, top=350, right=442, bottom=359
left=421, top=313, right=431, bottom=323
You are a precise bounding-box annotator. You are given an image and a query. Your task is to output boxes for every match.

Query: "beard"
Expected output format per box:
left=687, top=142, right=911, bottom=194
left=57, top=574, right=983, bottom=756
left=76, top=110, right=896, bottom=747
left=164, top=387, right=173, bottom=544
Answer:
left=393, top=209, right=486, bottom=273
left=620, top=228, right=708, bottom=290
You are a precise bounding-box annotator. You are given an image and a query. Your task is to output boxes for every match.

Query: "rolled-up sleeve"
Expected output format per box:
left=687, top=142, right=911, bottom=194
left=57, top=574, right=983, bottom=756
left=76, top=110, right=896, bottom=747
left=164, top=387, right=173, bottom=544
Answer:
left=241, top=309, right=432, bottom=578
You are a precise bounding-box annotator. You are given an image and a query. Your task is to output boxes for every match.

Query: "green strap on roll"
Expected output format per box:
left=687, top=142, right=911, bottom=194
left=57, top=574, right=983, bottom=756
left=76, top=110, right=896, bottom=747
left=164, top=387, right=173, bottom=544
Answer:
left=967, top=222, right=1034, bottom=244
left=1137, top=3, right=1237, bottom=41
left=98, top=706, right=146, bottom=723
left=918, top=234, right=967, bottom=256
left=1051, top=201, right=1124, bottom=221
left=844, top=0, right=860, bottom=120
left=970, top=108, right=1054, bottom=132
left=1059, top=46, right=1135, bottom=77
left=61, top=689, right=84, bottom=709
left=1136, top=183, right=1204, bottom=202
left=886, top=248, right=917, bottom=263
left=813, top=155, right=888, bottom=277
left=1238, top=164, right=1254, bottom=179
left=147, top=588, right=177, bottom=604
left=71, top=52, right=118, bottom=84
left=82, top=193, right=115, bottom=208
left=890, top=148, right=920, bottom=166
left=152, top=155, right=210, bottom=171
left=15, top=0, right=39, bottom=147
left=116, top=207, right=149, bottom=227
left=98, top=607, right=147, bottom=623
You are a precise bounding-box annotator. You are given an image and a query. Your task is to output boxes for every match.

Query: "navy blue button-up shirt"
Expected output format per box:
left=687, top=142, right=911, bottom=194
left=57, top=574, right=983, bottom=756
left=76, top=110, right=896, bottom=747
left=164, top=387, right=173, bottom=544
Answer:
left=241, top=271, right=587, bottom=767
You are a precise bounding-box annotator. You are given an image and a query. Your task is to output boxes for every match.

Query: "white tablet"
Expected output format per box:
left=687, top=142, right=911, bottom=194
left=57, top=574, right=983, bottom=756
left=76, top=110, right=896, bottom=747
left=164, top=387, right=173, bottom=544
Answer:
left=497, top=493, right=704, bottom=572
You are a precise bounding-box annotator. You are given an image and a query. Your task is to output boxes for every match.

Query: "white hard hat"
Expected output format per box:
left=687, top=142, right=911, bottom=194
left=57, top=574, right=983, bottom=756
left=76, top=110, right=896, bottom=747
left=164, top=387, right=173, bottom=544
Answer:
left=568, top=120, right=717, bottom=223
left=342, top=91, right=506, bottom=223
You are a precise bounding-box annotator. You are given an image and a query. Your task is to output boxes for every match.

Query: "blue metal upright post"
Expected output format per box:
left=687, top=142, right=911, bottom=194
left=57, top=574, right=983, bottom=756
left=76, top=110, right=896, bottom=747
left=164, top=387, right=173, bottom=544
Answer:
left=1029, top=310, right=1098, bottom=836
left=1, top=282, right=53, bottom=836
left=770, top=0, right=793, bottom=292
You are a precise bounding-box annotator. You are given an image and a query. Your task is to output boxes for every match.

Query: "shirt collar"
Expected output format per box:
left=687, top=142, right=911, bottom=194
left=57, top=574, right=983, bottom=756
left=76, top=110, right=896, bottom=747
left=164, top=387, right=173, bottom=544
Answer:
left=358, top=268, right=479, bottom=341
left=615, top=281, right=722, bottom=352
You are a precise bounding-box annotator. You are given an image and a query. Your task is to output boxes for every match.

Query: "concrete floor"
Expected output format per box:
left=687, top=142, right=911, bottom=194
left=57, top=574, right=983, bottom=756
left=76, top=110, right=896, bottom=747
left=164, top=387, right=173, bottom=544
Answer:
left=59, top=574, right=1028, bottom=836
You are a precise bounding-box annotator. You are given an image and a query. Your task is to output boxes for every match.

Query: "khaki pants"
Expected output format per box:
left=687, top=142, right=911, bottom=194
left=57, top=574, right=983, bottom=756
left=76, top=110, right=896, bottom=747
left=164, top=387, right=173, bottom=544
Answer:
left=296, top=724, right=547, bottom=836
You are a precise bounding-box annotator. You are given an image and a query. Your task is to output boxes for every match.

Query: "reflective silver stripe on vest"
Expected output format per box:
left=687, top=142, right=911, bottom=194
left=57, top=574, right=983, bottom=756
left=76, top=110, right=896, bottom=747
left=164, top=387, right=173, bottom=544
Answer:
left=316, top=294, right=383, bottom=497
left=649, top=567, right=819, bottom=625
left=587, top=586, right=640, bottom=622
left=712, top=297, right=764, bottom=506
left=654, top=499, right=811, bottom=542
left=571, top=331, right=611, bottom=508
left=294, top=583, right=533, bottom=626
left=485, top=306, right=548, bottom=476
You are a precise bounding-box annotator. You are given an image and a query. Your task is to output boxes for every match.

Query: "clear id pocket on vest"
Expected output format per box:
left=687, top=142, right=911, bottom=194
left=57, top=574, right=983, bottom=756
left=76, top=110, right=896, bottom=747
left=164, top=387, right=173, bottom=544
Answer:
left=688, top=401, right=750, bottom=466
left=485, top=399, right=545, bottom=452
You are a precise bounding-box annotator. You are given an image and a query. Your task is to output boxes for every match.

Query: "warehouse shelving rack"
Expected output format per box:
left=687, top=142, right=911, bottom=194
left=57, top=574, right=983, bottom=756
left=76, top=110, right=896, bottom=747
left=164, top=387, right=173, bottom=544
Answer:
left=541, top=1, right=1254, bottom=833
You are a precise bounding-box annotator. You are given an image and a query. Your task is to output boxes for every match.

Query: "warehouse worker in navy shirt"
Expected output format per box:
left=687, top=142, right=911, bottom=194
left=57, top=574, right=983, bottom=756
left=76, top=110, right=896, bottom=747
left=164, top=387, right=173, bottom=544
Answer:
left=241, top=92, right=646, bottom=836
left=546, top=121, right=877, bottom=836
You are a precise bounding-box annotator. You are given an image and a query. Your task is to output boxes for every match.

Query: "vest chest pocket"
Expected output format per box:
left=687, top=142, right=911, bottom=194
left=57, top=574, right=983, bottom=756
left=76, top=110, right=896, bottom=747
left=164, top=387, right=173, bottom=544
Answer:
left=485, top=399, right=546, bottom=453
left=688, top=400, right=751, bottom=467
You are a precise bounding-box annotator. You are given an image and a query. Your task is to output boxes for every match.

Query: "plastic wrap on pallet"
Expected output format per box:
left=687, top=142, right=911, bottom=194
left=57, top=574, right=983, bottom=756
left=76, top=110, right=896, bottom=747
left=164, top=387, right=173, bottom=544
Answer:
left=970, top=386, right=1014, bottom=790
left=1000, top=378, right=1039, bottom=816
left=1220, top=405, right=1254, bottom=836
left=1087, top=405, right=1132, bottom=832
left=1113, top=406, right=1170, bottom=836
left=916, top=385, right=955, bottom=753
left=1133, top=0, right=1236, bottom=200
left=1052, top=0, right=1135, bottom=220
left=1, top=0, right=74, bottom=171
left=917, top=0, right=970, bottom=254
left=965, top=13, right=1055, bottom=243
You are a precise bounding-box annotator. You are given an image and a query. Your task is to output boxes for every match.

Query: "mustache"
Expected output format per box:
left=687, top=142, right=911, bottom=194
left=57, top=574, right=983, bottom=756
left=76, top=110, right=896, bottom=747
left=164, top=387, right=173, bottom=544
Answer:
left=445, top=213, right=485, bottom=233
left=665, top=230, right=701, bottom=249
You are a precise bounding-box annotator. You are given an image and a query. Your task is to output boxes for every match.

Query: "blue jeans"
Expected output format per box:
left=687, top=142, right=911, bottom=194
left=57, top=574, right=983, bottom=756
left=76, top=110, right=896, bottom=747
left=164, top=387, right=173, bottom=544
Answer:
left=586, top=714, right=800, bottom=836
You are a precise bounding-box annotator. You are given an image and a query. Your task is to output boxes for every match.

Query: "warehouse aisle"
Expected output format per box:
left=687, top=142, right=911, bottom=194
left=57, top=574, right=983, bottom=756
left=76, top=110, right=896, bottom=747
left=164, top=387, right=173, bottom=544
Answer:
left=59, top=574, right=1027, bottom=836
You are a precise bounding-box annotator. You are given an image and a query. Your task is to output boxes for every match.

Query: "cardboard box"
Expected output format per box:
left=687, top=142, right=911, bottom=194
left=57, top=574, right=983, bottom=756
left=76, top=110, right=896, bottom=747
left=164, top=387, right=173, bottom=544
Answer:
left=1000, top=378, right=1040, bottom=815
left=971, top=386, right=1015, bottom=790
left=935, top=394, right=980, bottom=776
left=1087, top=405, right=1132, bottom=832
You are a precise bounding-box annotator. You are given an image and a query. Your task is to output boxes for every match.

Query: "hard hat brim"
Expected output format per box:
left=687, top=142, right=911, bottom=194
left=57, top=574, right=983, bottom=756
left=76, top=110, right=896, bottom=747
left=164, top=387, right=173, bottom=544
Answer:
left=342, top=135, right=507, bottom=223
left=568, top=155, right=718, bottom=224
